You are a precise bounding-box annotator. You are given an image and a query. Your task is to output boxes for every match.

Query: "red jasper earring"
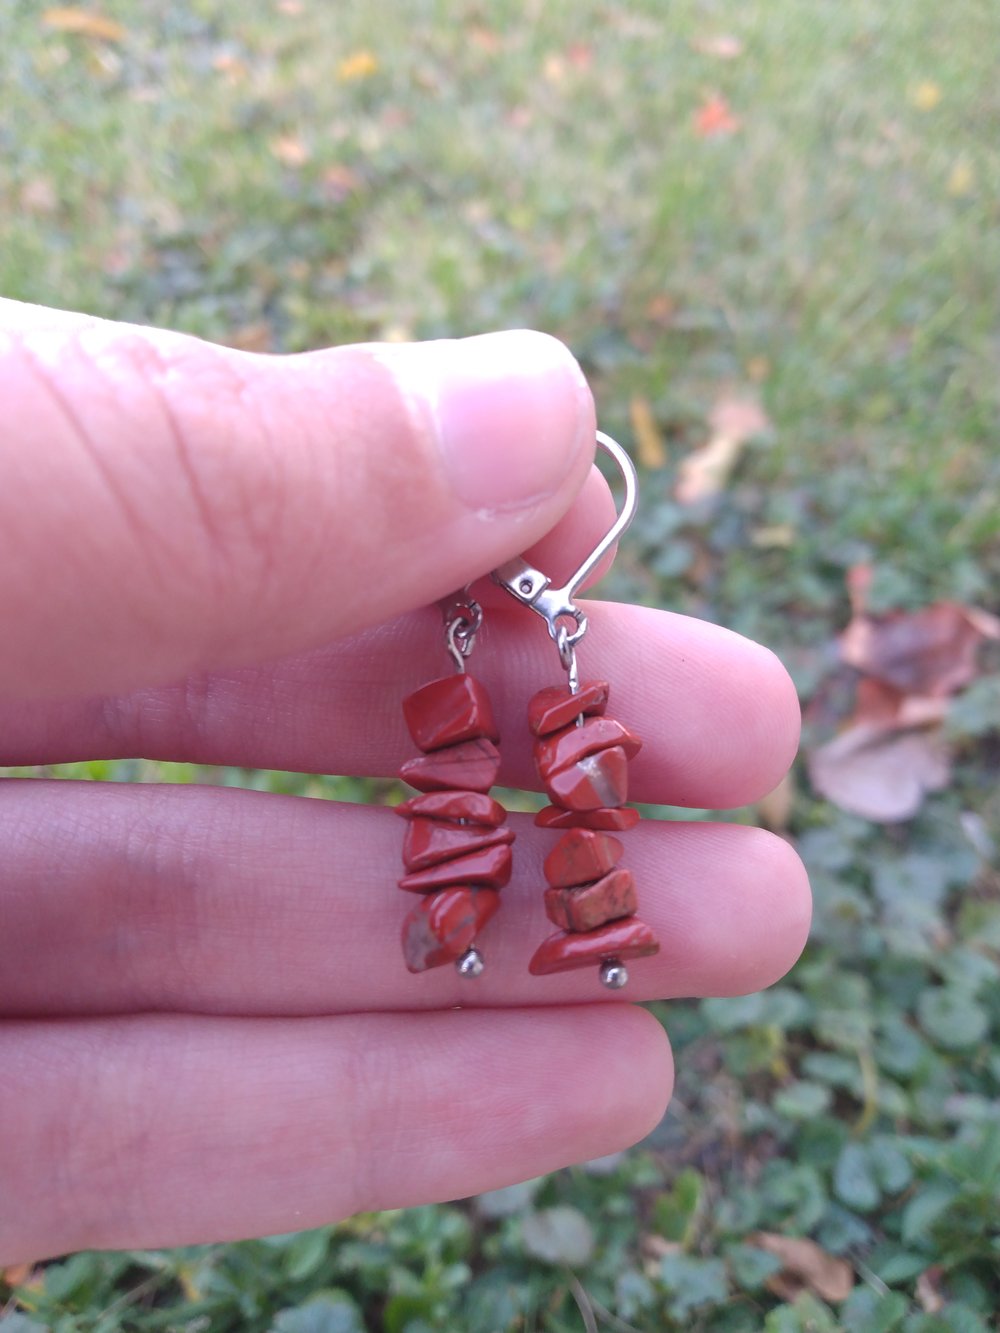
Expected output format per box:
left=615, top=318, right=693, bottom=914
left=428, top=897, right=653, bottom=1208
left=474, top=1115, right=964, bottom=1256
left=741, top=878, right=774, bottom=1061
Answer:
left=493, top=432, right=660, bottom=990
left=395, top=591, right=512, bottom=978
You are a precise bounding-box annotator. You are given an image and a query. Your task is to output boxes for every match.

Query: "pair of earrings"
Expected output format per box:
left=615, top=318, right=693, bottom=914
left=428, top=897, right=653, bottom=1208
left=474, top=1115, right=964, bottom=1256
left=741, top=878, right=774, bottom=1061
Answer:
left=394, top=433, right=659, bottom=991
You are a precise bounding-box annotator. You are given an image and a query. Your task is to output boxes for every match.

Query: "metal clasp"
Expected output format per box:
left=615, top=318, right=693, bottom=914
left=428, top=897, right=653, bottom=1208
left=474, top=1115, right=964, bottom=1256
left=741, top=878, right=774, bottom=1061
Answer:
left=491, top=431, right=638, bottom=689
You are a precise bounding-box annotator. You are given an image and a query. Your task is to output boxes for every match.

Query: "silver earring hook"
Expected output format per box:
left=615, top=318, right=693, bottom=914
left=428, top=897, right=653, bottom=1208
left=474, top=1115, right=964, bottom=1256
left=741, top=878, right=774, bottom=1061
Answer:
left=491, top=431, right=638, bottom=690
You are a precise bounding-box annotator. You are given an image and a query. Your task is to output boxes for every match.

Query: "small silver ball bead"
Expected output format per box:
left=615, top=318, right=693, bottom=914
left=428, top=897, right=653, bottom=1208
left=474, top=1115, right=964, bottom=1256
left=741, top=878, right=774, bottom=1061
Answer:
left=456, top=947, right=485, bottom=979
left=600, top=960, right=629, bottom=990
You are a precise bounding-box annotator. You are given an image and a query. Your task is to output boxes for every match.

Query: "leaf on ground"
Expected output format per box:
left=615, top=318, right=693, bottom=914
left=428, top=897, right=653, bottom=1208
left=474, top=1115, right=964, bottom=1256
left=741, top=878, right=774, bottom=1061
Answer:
left=807, top=719, right=950, bottom=822
left=910, top=81, right=942, bottom=110
left=757, top=771, right=795, bottom=831
left=336, top=50, right=378, bottom=81
left=748, top=1232, right=853, bottom=1303
left=322, top=164, right=363, bottom=200
left=694, top=93, right=741, bottom=137
left=630, top=394, right=667, bottom=469
left=42, top=7, right=125, bottom=40
left=839, top=597, right=1000, bottom=696
left=2, top=1261, right=41, bottom=1288
left=521, top=1206, right=594, bottom=1266
left=270, top=135, right=310, bottom=167
left=916, top=1266, right=946, bottom=1314
left=692, top=34, right=744, bottom=59
left=675, top=392, right=770, bottom=503
left=20, top=177, right=59, bottom=215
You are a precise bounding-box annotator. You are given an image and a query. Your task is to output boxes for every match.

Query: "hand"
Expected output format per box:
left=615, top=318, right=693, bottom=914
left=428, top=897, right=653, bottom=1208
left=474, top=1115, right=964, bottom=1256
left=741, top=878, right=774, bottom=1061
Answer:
left=0, top=301, right=809, bottom=1263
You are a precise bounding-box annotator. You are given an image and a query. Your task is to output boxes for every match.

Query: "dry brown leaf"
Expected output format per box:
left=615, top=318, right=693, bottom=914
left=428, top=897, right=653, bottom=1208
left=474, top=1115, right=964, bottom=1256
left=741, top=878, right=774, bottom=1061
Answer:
left=749, top=1233, right=854, bottom=1303
left=322, top=163, right=362, bottom=200
left=692, top=34, right=744, bottom=59
left=225, top=322, right=272, bottom=353
left=2, top=1260, right=42, bottom=1288
left=20, top=177, right=59, bottom=215
left=337, top=50, right=378, bottom=81
left=630, top=395, right=667, bottom=469
left=694, top=93, right=741, bottom=137
left=42, top=7, right=125, bottom=40
left=840, top=600, right=1000, bottom=697
left=675, top=392, right=770, bottom=504
left=808, top=720, right=950, bottom=822
left=916, top=1267, right=946, bottom=1313
left=758, top=772, right=795, bottom=831
left=270, top=135, right=309, bottom=167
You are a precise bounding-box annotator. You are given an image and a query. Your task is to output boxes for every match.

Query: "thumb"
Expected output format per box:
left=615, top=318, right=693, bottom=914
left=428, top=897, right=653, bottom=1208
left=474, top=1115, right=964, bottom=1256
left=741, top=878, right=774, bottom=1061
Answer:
left=0, top=304, right=595, bottom=698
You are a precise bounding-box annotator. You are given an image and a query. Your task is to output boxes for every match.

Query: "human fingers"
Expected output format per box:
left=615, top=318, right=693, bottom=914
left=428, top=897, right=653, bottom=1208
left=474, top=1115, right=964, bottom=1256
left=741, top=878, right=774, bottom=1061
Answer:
left=0, top=299, right=596, bottom=698
left=0, top=781, right=810, bottom=1017
left=0, top=1006, right=672, bottom=1263
left=1, top=602, right=799, bottom=810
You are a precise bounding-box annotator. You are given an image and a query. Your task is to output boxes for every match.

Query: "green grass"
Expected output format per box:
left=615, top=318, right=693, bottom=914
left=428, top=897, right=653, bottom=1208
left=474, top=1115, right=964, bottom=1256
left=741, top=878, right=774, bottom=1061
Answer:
left=2, top=0, right=999, bottom=1329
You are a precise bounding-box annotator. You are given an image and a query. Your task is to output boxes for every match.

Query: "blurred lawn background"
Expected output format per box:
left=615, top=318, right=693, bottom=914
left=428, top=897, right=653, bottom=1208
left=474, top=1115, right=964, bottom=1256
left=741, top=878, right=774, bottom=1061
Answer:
left=2, top=1, right=999, bottom=1329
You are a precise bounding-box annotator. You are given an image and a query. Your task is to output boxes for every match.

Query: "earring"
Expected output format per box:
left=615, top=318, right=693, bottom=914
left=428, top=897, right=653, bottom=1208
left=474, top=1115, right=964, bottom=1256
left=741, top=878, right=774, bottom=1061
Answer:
left=395, top=589, right=512, bottom=977
left=493, top=432, right=659, bottom=991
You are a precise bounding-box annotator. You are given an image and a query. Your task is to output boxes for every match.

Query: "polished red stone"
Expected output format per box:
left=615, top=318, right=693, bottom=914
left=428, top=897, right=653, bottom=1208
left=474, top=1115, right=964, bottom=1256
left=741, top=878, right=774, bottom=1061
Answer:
left=544, top=745, right=628, bottom=811
left=535, top=804, right=641, bottom=831
left=528, top=680, right=609, bottom=737
left=543, top=867, right=637, bottom=932
left=535, top=716, right=642, bottom=784
left=402, top=887, right=501, bottom=973
left=528, top=916, right=659, bottom=975
left=399, top=737, right=501, bottom=793
left=403, top=817, right=513, bottom=872
left=543, top=828, right=624, bottom=888
left=403, top=674, right=499, bottom=753
left=400, top=842, right=512, bottom=892
left=395, top=791, right=506, bottom=826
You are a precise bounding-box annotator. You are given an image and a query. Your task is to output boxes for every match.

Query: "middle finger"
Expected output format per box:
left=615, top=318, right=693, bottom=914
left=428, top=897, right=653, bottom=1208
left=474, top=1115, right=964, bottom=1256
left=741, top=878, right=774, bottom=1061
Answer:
left=0, top=779, right=811, bottom=1017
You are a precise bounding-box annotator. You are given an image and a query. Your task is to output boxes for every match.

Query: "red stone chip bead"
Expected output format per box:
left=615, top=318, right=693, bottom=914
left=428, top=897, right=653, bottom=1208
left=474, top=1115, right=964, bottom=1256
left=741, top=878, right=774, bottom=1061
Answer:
left=544, top=867, right=638, bottom=933
left=402, top=818, right=513, bottom=873
left=529, top=917, right=658, bottom=976
left=528, top=680, right=609, bottom=737
left=399, top=671, right=507, bottom=974
left=399, top=842, right=513, bottom=893
left=543, top=828, right=623, bottom=888
left=402, top=887, right=501, bottom=973
left=535, top=804, right=641, bottom=831
left=395, top=791, right=507, bottom=826
left=544, top=745, right=629, bottom=811
left=535, top=716, right=642, bottom=785
left=529, top=679, right=658, bottom=983
left=402, top=674, right=499, bottom=753
left=398, top=737, right=501, bottom=794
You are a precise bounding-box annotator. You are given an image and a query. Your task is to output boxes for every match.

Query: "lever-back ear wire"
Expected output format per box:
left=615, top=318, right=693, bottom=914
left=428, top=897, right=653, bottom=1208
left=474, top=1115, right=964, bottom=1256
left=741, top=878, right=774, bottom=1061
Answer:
left=492, top=432, right=638, bottom=692
left=492, top=432, right=660, bottom=989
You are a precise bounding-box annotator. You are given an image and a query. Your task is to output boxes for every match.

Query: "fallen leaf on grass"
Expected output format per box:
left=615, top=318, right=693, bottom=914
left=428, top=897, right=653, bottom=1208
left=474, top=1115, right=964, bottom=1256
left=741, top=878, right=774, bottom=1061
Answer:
left=270, top=135, right=309, bottom=167
left=910, top=81, right=942, bottom=111
left=337, top=50, right=378, bottom=81
left=692, top=34, right=744, bottom=60
left=757, top=772, right=795, bottom=832
left=748, top=1233, right=853, bottom=1303
left=630, top=394, right=667, bottom=469
left=42, top=7, right=124, bottom=40
left=20, top=177, right=59, bottom=215
left=947, top=158, right=975, bottom=197
left=675, top=392, right=770, bottom=504
left=916, top=1266, right=946, bottom=1313
left=694, top=94, right=741, bottom=137
left=808, top=719, right=950, bottom=823
left=322, top=163, right=363, bottom=200
left=840, top=598, right=1000, bottom=696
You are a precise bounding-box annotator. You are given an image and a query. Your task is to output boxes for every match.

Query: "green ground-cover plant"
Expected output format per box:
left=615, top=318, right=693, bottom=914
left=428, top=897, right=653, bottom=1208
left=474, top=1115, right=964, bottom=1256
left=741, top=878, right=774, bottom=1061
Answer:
left=2, top=0, right=998, bottom=1327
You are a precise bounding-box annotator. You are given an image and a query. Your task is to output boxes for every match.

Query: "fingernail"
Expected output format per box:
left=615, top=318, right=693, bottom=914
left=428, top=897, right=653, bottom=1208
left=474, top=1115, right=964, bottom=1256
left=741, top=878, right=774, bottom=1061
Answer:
left=392, top=330, right=594, bottom=513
